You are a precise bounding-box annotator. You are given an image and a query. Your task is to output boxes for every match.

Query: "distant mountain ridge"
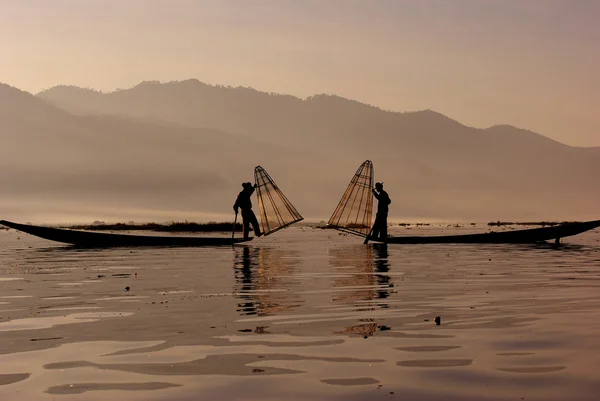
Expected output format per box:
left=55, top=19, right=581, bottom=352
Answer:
left=31, top=81, right=565, bottom=139
left=35, top=79, right=598, bottom=189
left=36, top=80, right=489, bottom=128
left=0, top=80, right=598, bottom=222
left=37, top=80, right=573, bottom=153
left=1, top=82, right=332, bottom=222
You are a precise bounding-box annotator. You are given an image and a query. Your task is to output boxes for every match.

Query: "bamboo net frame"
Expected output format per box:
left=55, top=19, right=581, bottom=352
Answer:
left=255, top=166, right=304, bottom=236
left=327, top=160, right=374, bottom=237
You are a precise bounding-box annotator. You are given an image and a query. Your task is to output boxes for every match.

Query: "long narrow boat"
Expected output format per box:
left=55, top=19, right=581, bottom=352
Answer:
left=0, top=220, right=251, bottom=247
left=327, top=161, right=600, bottom=245
left=381, top=220, right=600, bottom=244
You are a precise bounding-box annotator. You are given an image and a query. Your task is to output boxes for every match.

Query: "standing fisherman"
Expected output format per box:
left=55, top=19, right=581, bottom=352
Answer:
left=234, top=182, right=262, bottom=240
left=371, top=182, right=391, bottom=242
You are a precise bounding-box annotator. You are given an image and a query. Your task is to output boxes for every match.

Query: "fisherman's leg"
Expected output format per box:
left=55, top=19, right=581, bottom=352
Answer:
left=249, top=210, right=261, bottom=237
left=381, top=216, right=388, bottom=242
left=371, top=214, right=381, bottom=240
left=376, top=214, right=388, bottom=240
left=241, top=210, right=251, bottom=239
left=371, top=226, right=379, bottom=240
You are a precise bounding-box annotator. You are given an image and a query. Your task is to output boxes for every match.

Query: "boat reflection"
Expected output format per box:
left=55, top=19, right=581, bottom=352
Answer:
left=233, top=246, right=303, bottom=317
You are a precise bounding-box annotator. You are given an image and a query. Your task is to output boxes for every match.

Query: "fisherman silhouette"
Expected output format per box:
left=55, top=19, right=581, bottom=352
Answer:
left=371, top=182, right=391, bottom=242
left=234, top=182, right=262, bottom=240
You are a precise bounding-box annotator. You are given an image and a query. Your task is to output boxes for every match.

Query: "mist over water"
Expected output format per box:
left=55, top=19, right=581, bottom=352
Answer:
left=1, top=81, right=599, bottom=224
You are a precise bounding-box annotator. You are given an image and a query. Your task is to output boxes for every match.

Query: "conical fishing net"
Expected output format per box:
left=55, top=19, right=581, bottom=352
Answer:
left=254, top=166, right=304, bottom=236
left=327, top=160, right=374, bottom=237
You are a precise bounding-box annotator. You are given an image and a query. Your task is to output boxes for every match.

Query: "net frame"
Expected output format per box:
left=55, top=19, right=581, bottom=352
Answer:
left=254, top=165, right=304, bottom=236
left=327, top=160, right=374, bottom=237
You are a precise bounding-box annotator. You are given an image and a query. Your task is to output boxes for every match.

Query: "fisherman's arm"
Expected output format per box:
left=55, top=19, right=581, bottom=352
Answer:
left=233, top=195, right=240, bottom=213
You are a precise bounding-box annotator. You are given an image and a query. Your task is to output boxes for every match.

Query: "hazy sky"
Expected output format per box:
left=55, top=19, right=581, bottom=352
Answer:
left=1, top=0, right=599, bottom=146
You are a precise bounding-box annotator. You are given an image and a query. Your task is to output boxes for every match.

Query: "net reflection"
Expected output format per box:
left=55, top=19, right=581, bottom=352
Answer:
left=233, top=246, right=303, bottom=316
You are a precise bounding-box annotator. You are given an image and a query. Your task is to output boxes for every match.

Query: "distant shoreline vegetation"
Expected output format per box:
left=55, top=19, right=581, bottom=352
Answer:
left=487, top=221, right=579, bottom=227
left=314, top=221, right=581, bottom=229
left=63, top=221, right=243, bottom=232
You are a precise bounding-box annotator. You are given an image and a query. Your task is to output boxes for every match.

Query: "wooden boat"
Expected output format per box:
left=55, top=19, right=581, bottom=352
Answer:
left=327, top=161, right=600, bottom=245
left=381, top=220, right=600, bottom=244
left=0, top=220, right=251, bottom=248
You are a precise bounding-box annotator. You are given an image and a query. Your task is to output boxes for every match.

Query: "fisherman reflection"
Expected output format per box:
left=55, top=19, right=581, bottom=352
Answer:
left=329, top=244, right=393, bottom=337
left=234, top=246, right=260, bottom=315
left=373, top=244, right=391, bottom=303
left=328, top=246, right=374, bottom=303
left=328, top=245, right=392, bottom=304
left=233, top=246, right=302, bottom=316
left=233, top=182, right=262, bottom=240
left=370, top=182, right=391, bottom=243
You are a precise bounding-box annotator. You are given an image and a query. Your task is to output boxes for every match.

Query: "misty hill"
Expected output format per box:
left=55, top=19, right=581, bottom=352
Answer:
left=1, top=83, right=337, bottom=223
left=2, top=81, right=599, bottom=222
left=38, top=80, right=597, bottom=166
left=38, top=80, right=572, bottom=154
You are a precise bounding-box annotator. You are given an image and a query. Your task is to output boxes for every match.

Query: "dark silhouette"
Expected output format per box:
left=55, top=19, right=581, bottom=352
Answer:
left=0, top=220, right=249, bottom=247
left=383, top=219, right=600, bottom=244
left=234, top=182, right=262, bottom=240
left=371, top=182, right=391, bottom=242
left=65, top=221, right=242, bottom=232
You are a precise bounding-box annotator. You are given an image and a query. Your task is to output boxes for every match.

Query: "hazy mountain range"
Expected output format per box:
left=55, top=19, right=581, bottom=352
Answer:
left=1, top=79, right=598, bottom=223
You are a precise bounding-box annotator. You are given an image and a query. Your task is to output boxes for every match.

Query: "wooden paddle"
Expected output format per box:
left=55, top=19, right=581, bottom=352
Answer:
left=364, top=224, right=375, bottom=244
left=231, top=211, right=238, bottom=243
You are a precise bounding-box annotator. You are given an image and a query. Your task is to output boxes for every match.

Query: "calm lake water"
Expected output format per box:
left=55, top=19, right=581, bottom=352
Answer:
left=1, top=225, right=599, bottom=400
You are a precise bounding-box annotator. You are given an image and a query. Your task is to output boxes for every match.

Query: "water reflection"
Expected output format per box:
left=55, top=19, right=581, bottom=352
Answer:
left=328, top=244, right=394, bottom=337
left=233, top=246, right=303, bottom=317
left=328, top=244, right=393, bottom=304
left=373, top=244, right=390, bottom=302
left=234, top=246, right=259, bottom=316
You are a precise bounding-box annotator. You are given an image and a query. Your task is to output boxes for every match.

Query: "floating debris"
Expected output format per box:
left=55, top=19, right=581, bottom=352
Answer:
left=30, top=337, right=63, bottom=342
